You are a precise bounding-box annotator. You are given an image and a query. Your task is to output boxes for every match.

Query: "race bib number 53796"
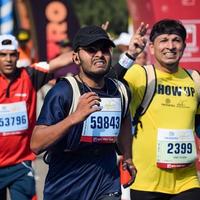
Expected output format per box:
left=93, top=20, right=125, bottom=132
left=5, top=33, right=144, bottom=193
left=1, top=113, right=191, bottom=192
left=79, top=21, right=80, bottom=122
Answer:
left=0, top=101, right=28, bottom=134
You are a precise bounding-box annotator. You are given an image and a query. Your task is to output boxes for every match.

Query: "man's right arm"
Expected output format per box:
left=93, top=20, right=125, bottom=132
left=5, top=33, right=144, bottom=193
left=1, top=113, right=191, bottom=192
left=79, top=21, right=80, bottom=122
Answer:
left=30, top=91, right=101, bottom=154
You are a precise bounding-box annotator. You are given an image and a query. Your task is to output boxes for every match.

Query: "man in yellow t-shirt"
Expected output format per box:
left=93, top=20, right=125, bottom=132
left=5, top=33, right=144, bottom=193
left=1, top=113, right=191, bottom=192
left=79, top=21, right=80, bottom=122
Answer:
left=115, top=19, right=200, bottom=200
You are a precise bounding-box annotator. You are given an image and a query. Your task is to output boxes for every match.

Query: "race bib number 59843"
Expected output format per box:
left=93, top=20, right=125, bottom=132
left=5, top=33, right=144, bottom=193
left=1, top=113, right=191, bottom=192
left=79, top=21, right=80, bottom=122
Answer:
left=81, top=97, right=122, bottom=143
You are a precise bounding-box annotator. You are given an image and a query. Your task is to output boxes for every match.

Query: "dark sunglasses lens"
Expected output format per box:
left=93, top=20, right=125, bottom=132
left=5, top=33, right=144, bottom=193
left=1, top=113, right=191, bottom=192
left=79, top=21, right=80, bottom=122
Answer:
left=101, top=47, right=110, bottom=53
left=83, top=46, right=110, bottom=54
left=85, top=47, right=97, bottom=53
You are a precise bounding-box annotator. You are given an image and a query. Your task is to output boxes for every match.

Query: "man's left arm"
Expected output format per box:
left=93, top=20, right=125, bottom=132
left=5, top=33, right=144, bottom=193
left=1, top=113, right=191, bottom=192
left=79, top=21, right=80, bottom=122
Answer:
left=117, top=112, right=137, bottom=188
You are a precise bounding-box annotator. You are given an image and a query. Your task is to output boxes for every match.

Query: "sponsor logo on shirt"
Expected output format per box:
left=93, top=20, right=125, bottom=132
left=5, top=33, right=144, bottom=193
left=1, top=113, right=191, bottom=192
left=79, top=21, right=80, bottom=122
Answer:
left=15, top=93, right=27, bottom=97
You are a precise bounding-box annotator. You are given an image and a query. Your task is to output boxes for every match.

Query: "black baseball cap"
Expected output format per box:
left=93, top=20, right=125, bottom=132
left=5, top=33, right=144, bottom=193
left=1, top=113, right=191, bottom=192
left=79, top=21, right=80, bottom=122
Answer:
left=72, top=25, right=115, bottom=51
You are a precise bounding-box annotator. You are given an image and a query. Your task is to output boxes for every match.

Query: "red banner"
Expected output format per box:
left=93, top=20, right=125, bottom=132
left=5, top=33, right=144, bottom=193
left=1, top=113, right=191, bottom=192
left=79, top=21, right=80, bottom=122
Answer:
left=127, top=0, right=200, bottom=70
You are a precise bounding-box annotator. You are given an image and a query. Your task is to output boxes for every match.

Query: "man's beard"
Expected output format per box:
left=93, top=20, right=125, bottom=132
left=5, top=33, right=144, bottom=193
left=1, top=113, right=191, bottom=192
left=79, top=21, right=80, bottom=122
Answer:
left=83, top=60, right=112, bottom=80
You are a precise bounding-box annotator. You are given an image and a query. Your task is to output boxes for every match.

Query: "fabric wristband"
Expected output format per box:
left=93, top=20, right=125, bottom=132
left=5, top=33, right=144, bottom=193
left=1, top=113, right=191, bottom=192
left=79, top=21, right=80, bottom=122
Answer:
left=118, top=53, right=135, bottom=69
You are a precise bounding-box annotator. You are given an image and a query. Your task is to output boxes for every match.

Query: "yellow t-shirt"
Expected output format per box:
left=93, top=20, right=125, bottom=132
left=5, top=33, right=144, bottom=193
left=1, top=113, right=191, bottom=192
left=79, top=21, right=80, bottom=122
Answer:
left=124, top=64, right=200, bottom=194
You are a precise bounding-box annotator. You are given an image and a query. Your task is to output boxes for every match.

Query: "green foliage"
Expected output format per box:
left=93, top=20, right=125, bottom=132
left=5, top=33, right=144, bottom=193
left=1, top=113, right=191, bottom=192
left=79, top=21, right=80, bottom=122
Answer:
left=72, top=0, right=128, bottom=36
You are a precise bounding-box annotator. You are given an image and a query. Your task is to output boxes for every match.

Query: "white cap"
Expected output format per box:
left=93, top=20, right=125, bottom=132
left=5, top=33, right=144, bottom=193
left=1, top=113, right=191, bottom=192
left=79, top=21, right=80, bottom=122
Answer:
left=0, top=34, right=18, bottom=51
left=114, top=32, right=131, bottom=46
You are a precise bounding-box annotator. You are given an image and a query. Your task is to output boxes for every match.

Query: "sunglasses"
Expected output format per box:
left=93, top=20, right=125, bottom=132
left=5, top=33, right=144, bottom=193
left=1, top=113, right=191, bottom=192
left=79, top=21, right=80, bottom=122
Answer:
left=78, top=45, right=111, bottom=54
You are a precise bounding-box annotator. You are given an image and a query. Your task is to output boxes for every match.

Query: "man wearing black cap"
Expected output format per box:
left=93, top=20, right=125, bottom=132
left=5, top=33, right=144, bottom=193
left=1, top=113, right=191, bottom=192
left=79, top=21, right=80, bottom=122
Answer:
left=30, top=25, right=136, bottom=200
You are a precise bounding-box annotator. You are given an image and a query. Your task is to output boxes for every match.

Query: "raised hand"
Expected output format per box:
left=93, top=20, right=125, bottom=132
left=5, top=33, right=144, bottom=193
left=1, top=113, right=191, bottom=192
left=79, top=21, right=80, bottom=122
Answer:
left=101, top=21, right=113, bottom=40
left=127, top=22, right=149, bottom=59
left=101, top=21, right=109, bottom=31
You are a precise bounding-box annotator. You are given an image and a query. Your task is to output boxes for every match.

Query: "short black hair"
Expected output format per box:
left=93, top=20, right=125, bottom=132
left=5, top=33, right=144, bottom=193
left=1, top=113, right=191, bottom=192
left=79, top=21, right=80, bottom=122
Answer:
left=150, top=19, right=187, bottom=42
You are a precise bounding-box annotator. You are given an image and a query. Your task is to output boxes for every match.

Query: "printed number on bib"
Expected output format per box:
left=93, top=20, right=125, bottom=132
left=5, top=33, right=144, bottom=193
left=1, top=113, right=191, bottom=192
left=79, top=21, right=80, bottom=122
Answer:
left=81, top=98, right=122, bottom=143
left=156, top=129, right=196, bottom=169
left=0, top=101, right=28, bottom=135
left=90, top=116, right=120, bottom=129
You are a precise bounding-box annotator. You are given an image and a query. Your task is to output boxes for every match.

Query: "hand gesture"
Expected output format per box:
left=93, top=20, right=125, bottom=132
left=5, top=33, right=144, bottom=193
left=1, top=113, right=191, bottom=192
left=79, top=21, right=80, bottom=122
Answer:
left=101, top=21, right=113, bottom=40
left=127, top=22, right=149, bottom=59
left=101, top=21, right=109, bottom=31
